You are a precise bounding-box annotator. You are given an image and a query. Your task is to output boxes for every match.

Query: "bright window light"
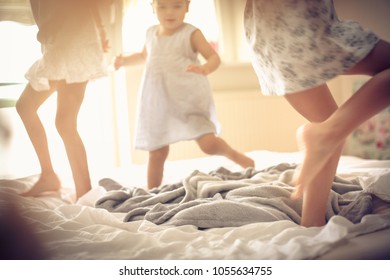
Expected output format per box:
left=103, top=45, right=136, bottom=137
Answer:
left=0, top=21, right=40, bottom=84
left=121, top=0, right=219, bottom=53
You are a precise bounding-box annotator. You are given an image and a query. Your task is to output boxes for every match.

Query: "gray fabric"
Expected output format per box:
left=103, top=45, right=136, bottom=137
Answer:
left=96, top=163, right=374, bottom=228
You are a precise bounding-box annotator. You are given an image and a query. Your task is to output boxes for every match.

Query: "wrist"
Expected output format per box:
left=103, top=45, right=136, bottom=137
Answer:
left=202, top=64, right=211, bottom=75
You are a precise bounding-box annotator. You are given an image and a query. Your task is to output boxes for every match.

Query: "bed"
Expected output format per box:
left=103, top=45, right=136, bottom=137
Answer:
left=1, top=150, right=389, bottom=260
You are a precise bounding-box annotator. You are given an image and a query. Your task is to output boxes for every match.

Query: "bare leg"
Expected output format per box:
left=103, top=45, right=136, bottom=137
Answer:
left=55, top=81, right=91, bottom=199
left=196, top=133, right=255, bottom=168
left=16, top=83, right=62, bottom=196
left=286, top=40, right=390, bottom=227
left=147, top=145, right=169, bottom=189
left=285, top=85, right=342, bottom=226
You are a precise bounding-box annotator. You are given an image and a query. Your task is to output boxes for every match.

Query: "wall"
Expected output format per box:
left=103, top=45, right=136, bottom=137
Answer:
left=123, top=0, right=390, bottom=164
left=123, top=64, right=345, bottom=164
left=2, top=1, right=388, bottom=176
left=334, top=0, right=390, bottom=40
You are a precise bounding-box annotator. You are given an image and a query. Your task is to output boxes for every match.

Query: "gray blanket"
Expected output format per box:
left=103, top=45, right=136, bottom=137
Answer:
left=95, top=163, right=373, bottom=228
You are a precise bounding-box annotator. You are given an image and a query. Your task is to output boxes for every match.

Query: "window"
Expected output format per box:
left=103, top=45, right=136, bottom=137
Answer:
left=0, top=20, right=118, bottom=173
left=121, top=0, right=219, bottom=54
left=0, top=21, right=40, bottom=106
left=0, top=21, right=40, bottom=83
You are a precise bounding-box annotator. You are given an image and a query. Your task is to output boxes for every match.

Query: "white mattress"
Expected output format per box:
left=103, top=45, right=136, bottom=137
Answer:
left=1, top=150, right=389, bottom=260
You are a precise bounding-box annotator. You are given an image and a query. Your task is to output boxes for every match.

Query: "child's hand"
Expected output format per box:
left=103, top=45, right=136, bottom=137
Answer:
left=186, top=64, right=209, bottom=75
left=101, top=38, right=110, bottom=52
left=113, top=54, right=124, bottom=70
left=98, top=27, right=110, bottom=52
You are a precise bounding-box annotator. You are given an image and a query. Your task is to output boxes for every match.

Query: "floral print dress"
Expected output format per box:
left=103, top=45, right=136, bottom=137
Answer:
left=244, top=0, right=379, bottom=96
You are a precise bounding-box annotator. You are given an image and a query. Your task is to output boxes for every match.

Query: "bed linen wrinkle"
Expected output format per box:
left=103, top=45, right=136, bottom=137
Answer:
left=96, top=163, right=380, bottom=228
left=1, top=152, right=390, bottom=260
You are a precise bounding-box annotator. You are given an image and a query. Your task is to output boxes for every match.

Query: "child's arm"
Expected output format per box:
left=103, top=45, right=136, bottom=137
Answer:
left=90, top=0, right=110, bottom=52
left=187, top=29, right=221, bottom=75
left=114, top=46, right=147, bottom=70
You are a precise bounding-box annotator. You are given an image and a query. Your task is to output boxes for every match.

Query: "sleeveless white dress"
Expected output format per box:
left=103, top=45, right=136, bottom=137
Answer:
left=26, top=0, right=107, bottom=91
left=135, top=23, right=221, bottom=151
left=244, top=0, right=379, bottom=96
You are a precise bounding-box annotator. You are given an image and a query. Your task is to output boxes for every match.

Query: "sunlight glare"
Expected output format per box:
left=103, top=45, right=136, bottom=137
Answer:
left=122, top=0, right=219, bottom=54
left=0, top=21, right=40, bottom=83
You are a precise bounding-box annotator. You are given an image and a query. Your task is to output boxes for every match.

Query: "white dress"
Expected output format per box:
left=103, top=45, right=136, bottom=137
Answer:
left=26, top=0, right=107, bottom=91
left=244, top=0, right=379, bottom=96
left=135, top=23, right=221, bottom=151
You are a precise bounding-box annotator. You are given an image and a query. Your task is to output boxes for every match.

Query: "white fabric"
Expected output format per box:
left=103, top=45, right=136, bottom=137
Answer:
left=1, top=151, right=389, bottom=260
left=25, top=1, right=107, bottom=91
left=135, top=23, right=221, bottom=151
left=16, top=198, right=390, bottom=259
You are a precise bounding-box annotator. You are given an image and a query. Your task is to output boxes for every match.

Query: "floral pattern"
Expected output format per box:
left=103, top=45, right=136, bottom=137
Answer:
left=346, top=80, right=390, bottom=160
left=244, top=0, right=379, bottom=96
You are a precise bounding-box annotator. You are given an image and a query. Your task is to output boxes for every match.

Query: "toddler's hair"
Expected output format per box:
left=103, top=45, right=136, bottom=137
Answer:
left=150, top=0, right=191, bottom=2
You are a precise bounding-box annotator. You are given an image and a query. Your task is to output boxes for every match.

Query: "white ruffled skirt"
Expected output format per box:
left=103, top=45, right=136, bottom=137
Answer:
left=25, top=19, right=107, bottom=91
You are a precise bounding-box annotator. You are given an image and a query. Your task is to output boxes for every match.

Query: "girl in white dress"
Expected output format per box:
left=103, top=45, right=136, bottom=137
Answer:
left=115, top=0, right=254, bottom=189
left=16, top=0, right=109, bottom=199
left=244, top=0, right=390, bottom=227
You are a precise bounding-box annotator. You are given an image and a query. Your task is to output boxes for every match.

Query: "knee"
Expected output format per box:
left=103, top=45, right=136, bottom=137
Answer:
left=15, top=85, right=41, bottom=119
left=15, top=98, right=31, bottom=120
left=15, top=99, right=24, bottom=117
left=199, top=144, right=217, bottom=155
left=55, top=115, right=77, bottom=139
left=379, top=68, right=390, bottom=85
left=198, top=137, right=219, bottom=155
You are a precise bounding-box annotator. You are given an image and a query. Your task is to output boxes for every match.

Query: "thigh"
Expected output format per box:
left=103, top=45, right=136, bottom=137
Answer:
left=196, top=133, right=215, bottom=147
left=17, top=83, right=57, bottom=111
left=56, top=81, right=88, bottom=118
left=284, top=84, right=338, bottom=122
left=344, top=40, right=390, bottom=76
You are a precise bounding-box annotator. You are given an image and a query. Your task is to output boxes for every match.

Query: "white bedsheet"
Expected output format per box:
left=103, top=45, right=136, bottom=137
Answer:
left=1, top=151, right=389, bottom=260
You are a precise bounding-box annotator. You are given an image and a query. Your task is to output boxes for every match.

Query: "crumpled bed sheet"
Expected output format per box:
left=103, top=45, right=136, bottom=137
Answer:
left=96, top=163, right=386, bottom=227
left=1, top=161, right=389, bottom=260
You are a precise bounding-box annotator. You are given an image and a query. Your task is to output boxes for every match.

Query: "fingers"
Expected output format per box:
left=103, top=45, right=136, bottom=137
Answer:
left=186, top=64, right=207, bottom=75
left=113, top=54, right=123, bottom=70
left=102, top=39, right=110, bottom=52
left=98, top=28, right=110, bottom=52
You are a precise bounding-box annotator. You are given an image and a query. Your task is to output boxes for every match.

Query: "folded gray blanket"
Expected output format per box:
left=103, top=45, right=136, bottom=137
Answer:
left=96, top=163, right=373, bottom=228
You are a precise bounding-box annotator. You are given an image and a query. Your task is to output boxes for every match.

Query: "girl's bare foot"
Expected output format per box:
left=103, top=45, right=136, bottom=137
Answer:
left=232, top=151, right=255, bottom=169
left=21, top=173, right=62, bottom=197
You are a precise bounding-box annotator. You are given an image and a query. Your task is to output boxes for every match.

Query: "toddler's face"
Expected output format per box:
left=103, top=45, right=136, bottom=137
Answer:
left=153, top=0, right=189, bottom=33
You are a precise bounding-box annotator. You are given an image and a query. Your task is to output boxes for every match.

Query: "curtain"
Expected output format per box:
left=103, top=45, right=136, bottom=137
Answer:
left=0, top=0, right=34, bottom=24
left=0, top=0, right=120, bottom=25
left=122, top=0, right=142, bottom=11
left=214, top=0, right=242, bottom=62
